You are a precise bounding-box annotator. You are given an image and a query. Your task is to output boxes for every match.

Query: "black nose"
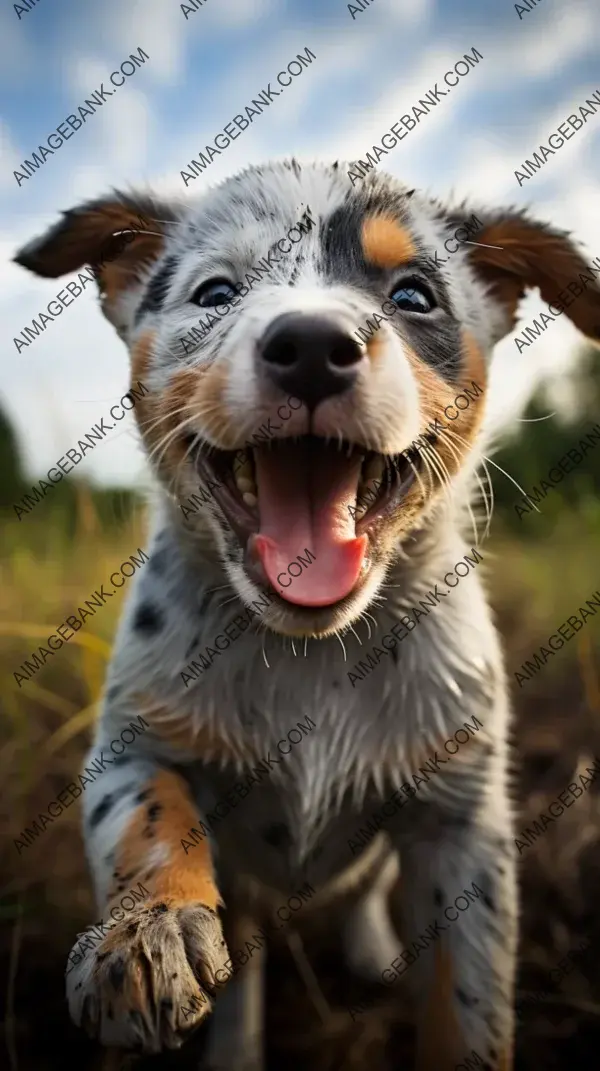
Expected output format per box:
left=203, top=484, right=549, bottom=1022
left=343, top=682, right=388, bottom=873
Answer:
left=258, top=313, right=364, bottom=409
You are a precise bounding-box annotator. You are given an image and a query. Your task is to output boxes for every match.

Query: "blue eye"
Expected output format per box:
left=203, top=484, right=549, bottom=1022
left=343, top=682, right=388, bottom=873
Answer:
left=191, top=277, right=237, bottom=307
left=390, top=282, right=435, bottom=313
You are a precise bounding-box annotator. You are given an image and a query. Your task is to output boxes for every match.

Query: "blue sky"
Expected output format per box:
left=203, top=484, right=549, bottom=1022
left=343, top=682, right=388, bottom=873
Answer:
left=2, top=0, right=599, bottom=488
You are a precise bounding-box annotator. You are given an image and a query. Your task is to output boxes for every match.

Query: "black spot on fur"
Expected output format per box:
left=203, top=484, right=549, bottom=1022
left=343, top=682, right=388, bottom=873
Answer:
left=148, top=802, right=163, bottom=822
left=445, top=815, right=472, bottom=830
left=137, top=789, right=152, bottom=804
left=433, top=887, right=443, bottom=907
left=171, top=972, right=178, bottom=979
left=136, top=255, right=178, bottom=321
left=185, top=635, right=200, bottom=660
left=456, top=987, right=478, bottom=1007
left=149, top=547, right=168, bottom=576
left=106, top=684, right=121, bottom=701
left=200, top=905, right=218, bottom=918
left=154, top=902, right=168, bottom=913
left=133, top=601, right=164, bottom=635
left=112, top=753, right=132, bottom=768
left=89, top=795, right=114, bottom=829
left=127, top=923, right=137, bottom=936
left=489, top=1049, right=497, bottom=1060
left=197, top=588, right=214, bottom=617
left=478, top=878, right=495, bottom=911
left=108, top=958, right=126, bottom=992
left=262, top=822, right=291, bottom=851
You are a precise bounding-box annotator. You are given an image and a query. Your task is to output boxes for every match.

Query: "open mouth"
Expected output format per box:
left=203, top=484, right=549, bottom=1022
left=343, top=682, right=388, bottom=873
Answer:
left=186, top=435, right=431, bottom=609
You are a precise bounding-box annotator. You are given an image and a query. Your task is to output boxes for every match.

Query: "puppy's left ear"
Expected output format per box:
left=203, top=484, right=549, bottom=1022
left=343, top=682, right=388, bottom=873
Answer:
left=13, top=192, right=178, bottom=330
left=447, top=207, right=600, bottom=345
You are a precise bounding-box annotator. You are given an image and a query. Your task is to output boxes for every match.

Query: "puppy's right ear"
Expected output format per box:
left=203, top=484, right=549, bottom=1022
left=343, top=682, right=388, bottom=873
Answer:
left=446, top=205, right=600, bottom=346
left=13, top=192, right=178, bottom=328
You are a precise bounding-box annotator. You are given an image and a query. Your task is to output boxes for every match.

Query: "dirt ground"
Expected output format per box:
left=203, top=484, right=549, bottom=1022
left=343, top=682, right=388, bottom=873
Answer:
left=3, top=674, right=600, bottom=1071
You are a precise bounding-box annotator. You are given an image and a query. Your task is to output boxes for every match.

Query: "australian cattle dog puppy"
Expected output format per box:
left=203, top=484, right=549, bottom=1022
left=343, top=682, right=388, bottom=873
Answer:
left=15, top=159, right=600, bottom=1069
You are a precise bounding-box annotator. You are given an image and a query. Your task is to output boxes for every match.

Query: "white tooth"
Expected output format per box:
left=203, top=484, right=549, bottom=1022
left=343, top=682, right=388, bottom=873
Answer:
left=235, top=456, right=254, bottom=481
left=242, top=492, right=258, bottom=508
left=236, top=476, right=255, bottom=493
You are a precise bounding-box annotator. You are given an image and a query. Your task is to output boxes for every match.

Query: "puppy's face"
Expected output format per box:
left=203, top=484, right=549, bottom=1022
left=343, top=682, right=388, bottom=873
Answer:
left=15, top=160, right=600, bottom=638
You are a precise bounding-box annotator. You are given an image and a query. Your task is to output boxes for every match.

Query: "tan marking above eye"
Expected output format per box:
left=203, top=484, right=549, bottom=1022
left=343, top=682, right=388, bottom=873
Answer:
left=361, top=215, right=417, bottom=269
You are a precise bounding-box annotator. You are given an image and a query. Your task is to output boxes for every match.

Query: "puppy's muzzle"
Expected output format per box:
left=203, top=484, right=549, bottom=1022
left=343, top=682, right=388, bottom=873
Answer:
left=258, top=313, right=364, bottom=410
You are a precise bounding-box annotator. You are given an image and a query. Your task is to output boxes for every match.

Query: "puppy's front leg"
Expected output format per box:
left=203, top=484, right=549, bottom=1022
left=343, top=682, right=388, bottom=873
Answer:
left=389, top=814, right=517, bottom=1071
left=66, top=740, right=229, bottom=1053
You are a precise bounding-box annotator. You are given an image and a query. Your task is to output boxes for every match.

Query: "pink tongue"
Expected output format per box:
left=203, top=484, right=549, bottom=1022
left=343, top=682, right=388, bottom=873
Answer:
left=252, top=442, right=368, bottom=607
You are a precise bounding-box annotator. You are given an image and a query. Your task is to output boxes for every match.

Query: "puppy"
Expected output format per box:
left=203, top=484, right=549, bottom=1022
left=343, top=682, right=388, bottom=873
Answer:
left=15, top=159, right=600, bottom=1070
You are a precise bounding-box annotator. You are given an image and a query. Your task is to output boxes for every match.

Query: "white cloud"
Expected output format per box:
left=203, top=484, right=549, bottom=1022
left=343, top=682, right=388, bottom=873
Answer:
left=207, top=0, right=278, bottom=29
left=0, top=6, right=33, bottom=83
left=506, top=3, right=598, bottom=80
left=375, top=0, right=435, bottom=28
left=0, top=120, right=22, bottom=193
left=90, top=0, right=189, bottom=86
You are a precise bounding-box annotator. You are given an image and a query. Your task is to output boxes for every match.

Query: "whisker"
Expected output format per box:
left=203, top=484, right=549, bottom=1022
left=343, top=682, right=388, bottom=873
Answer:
left=421, top=444, right=452, bottom=512
left=516, top=412, right=557, bottom=422
left=335, top=631, right=347, bottom=662
left=479, top=459, right=495, bottom=541
left=461, top=240, right=504, bottom=250
left=435, top=431, right=481, bottom=547
left=482, top=454, right=541, bottom=513
left=261, top=637, right=270, bottom=670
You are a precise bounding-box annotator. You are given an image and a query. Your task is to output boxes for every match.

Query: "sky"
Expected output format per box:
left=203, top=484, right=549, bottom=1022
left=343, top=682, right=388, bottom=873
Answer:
left=1, top=0, right=599, bottom=490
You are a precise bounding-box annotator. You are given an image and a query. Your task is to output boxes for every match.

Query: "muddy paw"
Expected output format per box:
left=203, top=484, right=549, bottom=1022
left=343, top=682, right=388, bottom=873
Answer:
left=66, top=900, right=229, bottom=1053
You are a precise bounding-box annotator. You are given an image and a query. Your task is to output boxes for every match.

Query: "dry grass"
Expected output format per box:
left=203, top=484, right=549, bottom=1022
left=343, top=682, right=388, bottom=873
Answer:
left=1, top=489, right=599, bottom=1070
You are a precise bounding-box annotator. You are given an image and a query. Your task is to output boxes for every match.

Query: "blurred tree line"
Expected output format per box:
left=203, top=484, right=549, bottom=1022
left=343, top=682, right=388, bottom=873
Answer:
left=0, top=409, right=137, bottom=535
left=492, top=344, right=600, bottom=535
left=0, top=341, right=598, bottom=536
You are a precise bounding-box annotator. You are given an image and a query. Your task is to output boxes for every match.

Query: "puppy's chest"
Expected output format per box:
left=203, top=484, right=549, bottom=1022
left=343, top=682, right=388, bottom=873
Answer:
left=186, top=715, right=358, bottom=852
left=183, top=731, right=384, bottom=892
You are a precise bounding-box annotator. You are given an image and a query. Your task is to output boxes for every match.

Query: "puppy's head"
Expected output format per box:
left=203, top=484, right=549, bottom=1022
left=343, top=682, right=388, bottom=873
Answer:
left=15, top=161, right=600, bottom=638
